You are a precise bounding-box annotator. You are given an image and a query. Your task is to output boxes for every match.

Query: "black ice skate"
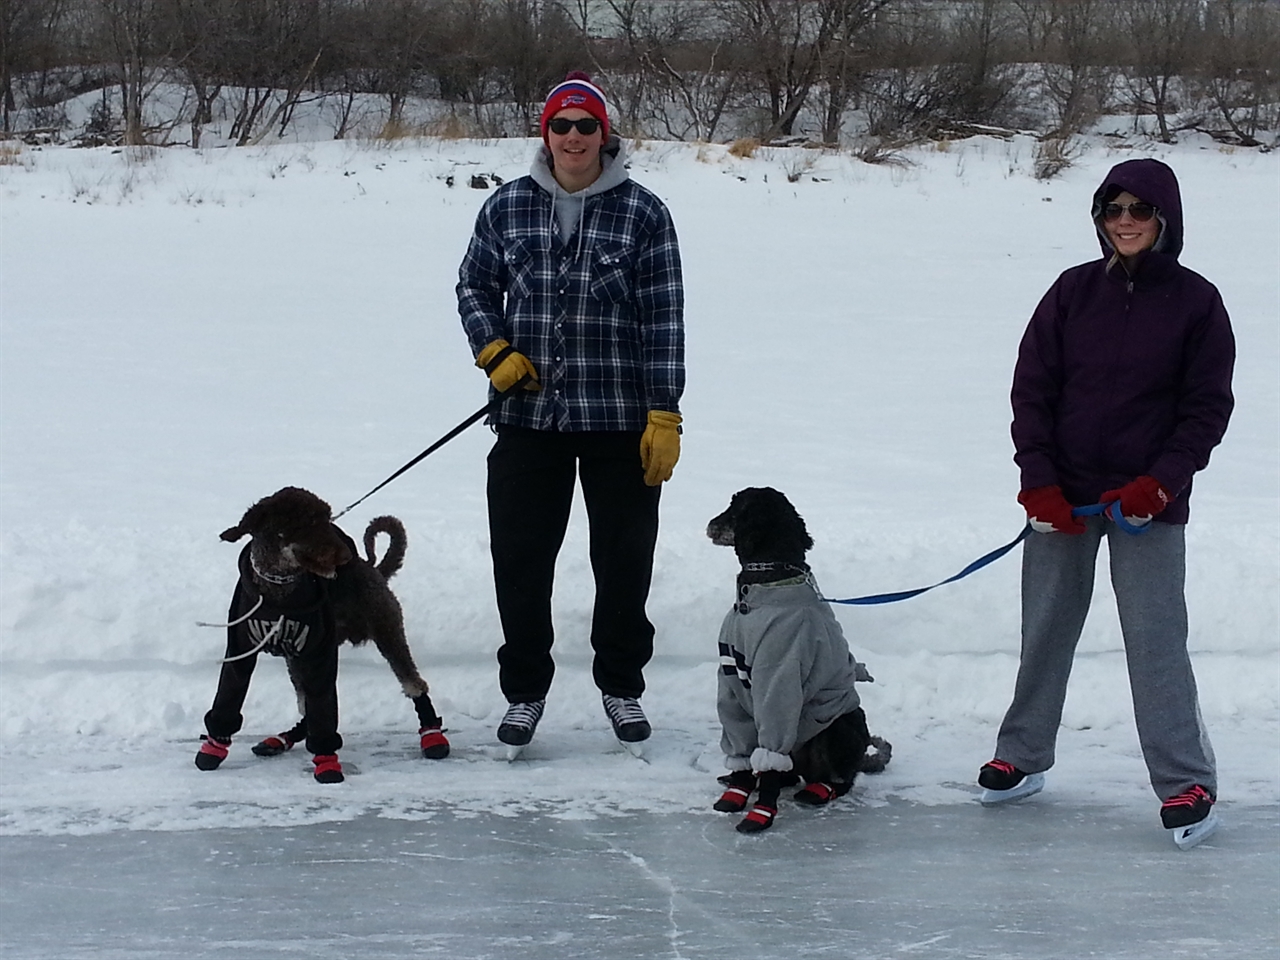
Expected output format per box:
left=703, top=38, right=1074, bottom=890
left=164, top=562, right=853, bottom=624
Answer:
left=602, top=693, right=650, bottom=757
left=497, top=700, right=545, bottom=760
left=1161, top=785, right=1221, bottom=850
left=978, top=759, right=1045, bottom=805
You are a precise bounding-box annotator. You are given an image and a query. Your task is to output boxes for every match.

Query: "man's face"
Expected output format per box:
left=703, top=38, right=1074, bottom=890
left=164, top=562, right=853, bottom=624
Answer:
left=546, top=108, right=605, bottom=183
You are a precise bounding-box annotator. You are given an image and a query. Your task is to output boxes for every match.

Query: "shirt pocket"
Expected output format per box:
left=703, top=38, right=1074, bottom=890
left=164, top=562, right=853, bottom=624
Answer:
left=591, top=241, right=635, bottom=305
left=504, top=237, right=544, bottom=301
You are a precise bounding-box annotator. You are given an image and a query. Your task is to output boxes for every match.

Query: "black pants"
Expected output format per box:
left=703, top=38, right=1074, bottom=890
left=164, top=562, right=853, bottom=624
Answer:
left=204, top=640, right=343, bottom=757
left=487, top=426, right=661, bottom=702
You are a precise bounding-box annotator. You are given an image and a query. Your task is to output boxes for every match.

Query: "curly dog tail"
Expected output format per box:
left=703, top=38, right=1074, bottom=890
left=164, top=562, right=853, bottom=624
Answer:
left=364, top=516, right=407, bottom=579
left=860, top=735, right=892, bottom=774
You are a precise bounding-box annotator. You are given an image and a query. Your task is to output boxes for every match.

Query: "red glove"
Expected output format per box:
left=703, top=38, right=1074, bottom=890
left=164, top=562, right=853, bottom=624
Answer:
left=1018, top=485, right=1086, bottom=535
left=1099, top=475, right=1171, bottom=523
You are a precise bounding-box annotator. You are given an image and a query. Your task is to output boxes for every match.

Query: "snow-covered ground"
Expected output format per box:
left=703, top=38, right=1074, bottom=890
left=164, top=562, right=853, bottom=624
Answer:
left=1, top=131, right=1277, bottom=955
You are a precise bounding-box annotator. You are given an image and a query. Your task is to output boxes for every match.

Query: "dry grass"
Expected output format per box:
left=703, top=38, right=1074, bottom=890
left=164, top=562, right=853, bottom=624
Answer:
left=422, top=113, right=472, bottom=140
left=0, top=142, right=22, bottom=165
left=783, top=150, right=816, bottom=183
left=377, top=118, right=415, bottom=141
left=728, top=137, right=761, bottom=159
left=1034, top=135, right=1078, bottom=180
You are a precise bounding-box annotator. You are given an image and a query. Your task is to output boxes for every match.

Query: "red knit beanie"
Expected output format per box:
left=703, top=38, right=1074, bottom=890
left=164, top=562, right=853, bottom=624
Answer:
left=540, top=71, right=609, bottom=144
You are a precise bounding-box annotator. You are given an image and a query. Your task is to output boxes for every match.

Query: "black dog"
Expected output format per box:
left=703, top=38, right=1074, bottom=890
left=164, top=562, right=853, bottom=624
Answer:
left=195, top=487, right=447, bottom=783
left=707, top=487, right=890, bottom=832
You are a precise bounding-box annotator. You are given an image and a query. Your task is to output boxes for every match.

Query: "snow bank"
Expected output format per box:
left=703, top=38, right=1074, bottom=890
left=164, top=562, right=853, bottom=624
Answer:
left=1, top=133, right=1276, bottom=836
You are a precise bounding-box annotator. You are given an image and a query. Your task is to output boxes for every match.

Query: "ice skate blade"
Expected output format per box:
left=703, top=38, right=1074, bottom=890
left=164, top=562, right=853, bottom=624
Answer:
left=621, top=739, right=647, bottom=760
left=980, top=772, right=1045, bottom=806
left=1171, top=810, right=1221, bottom=850
left=504, top=745, right=525, bottom=762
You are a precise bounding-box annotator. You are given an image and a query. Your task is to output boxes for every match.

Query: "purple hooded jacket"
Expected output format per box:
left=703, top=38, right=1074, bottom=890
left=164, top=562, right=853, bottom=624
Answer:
left=1011, top=159, right=1235, bottom=524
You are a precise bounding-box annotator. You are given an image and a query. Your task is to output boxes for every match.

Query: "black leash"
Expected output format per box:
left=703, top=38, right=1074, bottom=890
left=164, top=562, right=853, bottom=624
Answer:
left=333, top=375, right=532, bottom=520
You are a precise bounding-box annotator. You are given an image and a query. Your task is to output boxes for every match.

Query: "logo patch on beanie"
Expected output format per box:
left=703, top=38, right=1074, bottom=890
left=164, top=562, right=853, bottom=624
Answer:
left=561, top=94, right=586, bottom=106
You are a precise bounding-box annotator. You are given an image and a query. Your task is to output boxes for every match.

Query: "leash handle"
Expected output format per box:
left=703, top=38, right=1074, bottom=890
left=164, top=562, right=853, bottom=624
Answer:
left=1071, top=500, right=1151, bottom=534
left=332, top=374, right=533, bottom=520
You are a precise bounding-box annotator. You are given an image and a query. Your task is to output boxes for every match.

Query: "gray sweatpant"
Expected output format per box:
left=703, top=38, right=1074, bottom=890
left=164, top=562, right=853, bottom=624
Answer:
left=994, top=516, right=1216, bottom=801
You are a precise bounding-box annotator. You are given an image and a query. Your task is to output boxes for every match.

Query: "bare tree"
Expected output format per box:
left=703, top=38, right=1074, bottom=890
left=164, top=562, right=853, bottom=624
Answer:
left=347, top=0, right=437, bottom=132
left=93, top=0, right=168, bottom=144
left=1013, top=0, right=1117, bottom=136
left=599, top=0, right=742, bottom=140
left=719, top=0, right=852, bottom=140
left=859, top=0, right=955, bottom=139
left=1, top=0, right=70, bottom=132
left=166, top=0, right=229, bottom=147
left=1198, top=0, right=1280, bottom=145
left=1120, top=0, right=1203, bottom=143
left=814, top=0, right=893, bottom=144
left=945, top=0, right=1024, bottom=130
left=210, top=0, right=326, bottom=146
left=650, top=38, right=742, bottom=141
left=484, top=0, right=584, bottom=134
left=560, top=0, right=606, bottom=72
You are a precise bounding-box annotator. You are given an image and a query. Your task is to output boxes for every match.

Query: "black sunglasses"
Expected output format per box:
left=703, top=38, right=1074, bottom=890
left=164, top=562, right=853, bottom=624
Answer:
left=1102, top=201, right=1157, bottom=222
left=547, top=116, right=601, bottom=136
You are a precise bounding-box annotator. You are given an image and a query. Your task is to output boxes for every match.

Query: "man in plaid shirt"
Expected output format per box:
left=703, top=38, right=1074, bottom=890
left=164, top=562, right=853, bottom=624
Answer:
left=457, top=72, right=685, bottom=753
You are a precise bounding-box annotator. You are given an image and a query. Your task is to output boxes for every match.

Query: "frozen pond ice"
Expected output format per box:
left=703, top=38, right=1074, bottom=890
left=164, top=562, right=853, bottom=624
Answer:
left=2, top=800, right=1275, bottom=959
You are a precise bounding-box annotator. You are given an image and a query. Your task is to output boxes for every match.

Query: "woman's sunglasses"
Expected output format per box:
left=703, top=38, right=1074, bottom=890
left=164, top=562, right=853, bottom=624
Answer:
left=547, top=116, right=601, bottom=136
left=1102, top=201, right=1157, bottom=222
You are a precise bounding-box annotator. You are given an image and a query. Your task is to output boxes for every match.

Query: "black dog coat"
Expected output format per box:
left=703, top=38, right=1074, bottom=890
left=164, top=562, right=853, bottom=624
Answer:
left=202, top=541, right=348, bottom=756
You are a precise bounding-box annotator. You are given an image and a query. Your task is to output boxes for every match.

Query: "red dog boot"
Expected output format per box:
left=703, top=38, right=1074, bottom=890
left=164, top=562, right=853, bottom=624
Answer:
left=194, top=735, right=231, bottom=771
left=312, top=753, right=345, bottom=784
left=736, top=803, right=777, bottom=834
left=795, top=782, right=837, bottom=805
left=714, top=770, right=757, bottom=812
left=795, top=780, right=854, bottom=805
left=419, top=726, right=450, bottom=760
left=252, top=729, right=300, bottom=757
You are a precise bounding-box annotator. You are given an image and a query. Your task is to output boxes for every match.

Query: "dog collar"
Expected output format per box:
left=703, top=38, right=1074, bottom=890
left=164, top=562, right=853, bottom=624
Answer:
left=249, top=554, right=303, bottom=586
left=741, top=562, right=808, bottom=575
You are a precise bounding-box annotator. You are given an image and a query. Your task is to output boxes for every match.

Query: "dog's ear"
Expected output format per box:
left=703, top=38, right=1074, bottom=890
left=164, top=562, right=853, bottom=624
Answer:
left=773, top=491, right=814, bottom=553
left=784, top=498, right=814, bottom=552
left=220, top=499, right=268, bottom=542
left=735, top=487, right=813, bottom=559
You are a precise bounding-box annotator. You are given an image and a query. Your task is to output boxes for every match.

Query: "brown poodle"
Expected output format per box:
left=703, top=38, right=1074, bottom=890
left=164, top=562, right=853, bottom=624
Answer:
left=195, top=486, right=447, bottom=783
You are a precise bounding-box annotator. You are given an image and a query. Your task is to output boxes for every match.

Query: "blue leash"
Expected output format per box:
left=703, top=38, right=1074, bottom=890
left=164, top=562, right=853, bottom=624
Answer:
left=823, top=501, right=1147, bottom=606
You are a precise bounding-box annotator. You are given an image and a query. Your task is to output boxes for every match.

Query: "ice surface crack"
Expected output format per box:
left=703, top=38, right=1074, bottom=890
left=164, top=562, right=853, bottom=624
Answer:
left=597, top=838, right=688, bottom=960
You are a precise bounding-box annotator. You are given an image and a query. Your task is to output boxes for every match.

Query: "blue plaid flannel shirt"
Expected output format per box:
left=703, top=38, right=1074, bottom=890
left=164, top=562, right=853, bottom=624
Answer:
left=457, top=174, right=685, bottom=432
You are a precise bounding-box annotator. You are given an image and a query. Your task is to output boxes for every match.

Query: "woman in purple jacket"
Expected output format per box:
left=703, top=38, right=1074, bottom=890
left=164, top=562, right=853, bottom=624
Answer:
left=977, top=158, right=1235, bottom=850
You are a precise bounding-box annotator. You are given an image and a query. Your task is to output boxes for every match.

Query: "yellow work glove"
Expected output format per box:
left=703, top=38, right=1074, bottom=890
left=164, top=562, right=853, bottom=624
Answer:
left=476, top=339, right=540, bottom=392
left=640, top=410, right=682, bottom=486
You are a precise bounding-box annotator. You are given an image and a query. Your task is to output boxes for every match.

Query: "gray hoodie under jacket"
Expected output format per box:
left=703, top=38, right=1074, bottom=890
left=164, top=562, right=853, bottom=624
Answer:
left=529, top=135, right=629, bottom=254
left=717, top=577, right=870, bottom=774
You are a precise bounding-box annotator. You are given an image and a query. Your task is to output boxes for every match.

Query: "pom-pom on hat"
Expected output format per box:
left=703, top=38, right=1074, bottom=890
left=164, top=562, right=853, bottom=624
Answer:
left=540, top=71, right=609, bottom=143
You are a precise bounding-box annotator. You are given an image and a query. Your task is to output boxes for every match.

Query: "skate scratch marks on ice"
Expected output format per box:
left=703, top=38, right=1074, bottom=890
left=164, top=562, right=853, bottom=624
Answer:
left=898, top=933, right=953, bottom=952
left=594, top=837, right=690, bottom=960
